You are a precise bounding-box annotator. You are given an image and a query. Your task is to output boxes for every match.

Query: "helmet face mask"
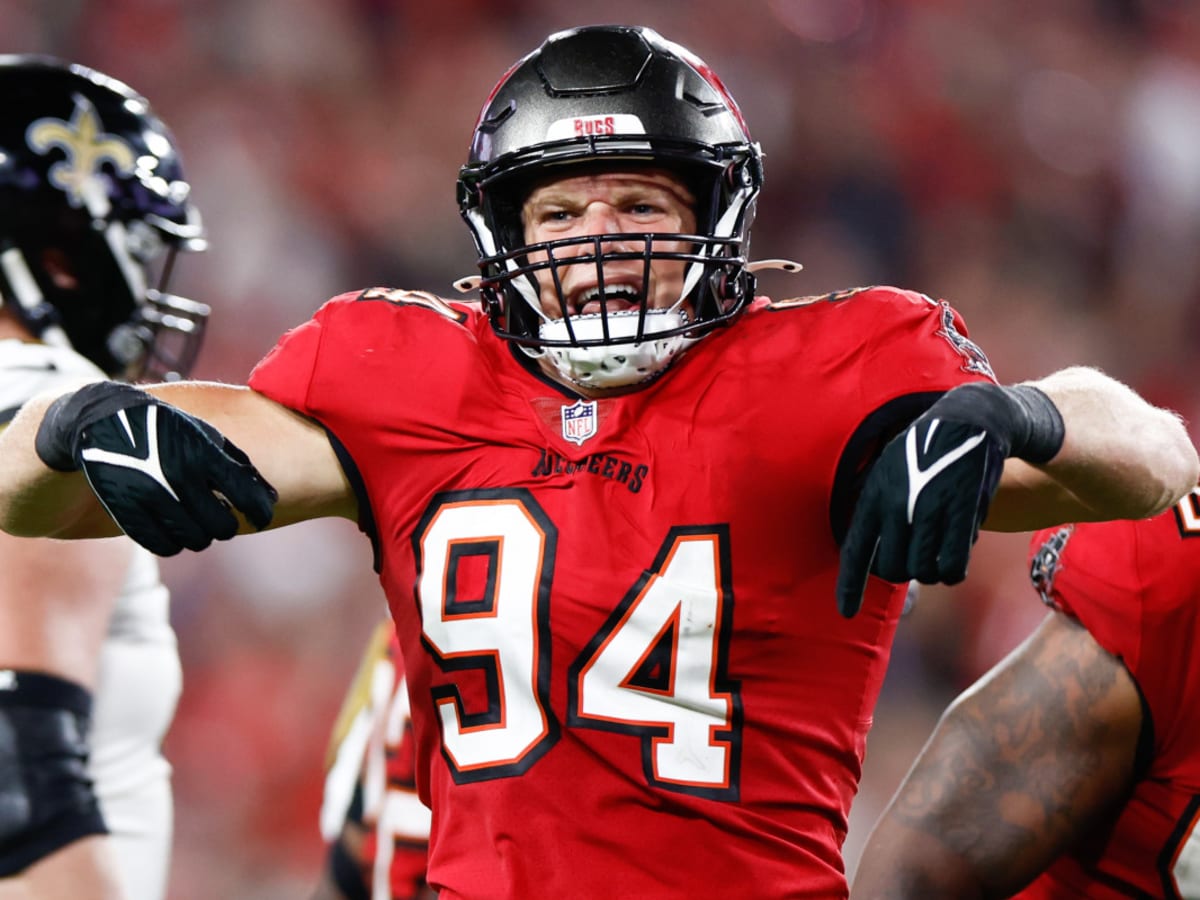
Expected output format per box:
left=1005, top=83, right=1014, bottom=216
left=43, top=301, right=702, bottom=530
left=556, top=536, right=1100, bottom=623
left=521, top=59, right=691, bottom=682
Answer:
left=0, top=54, right=208, bottom=381
left=458, top=26, right=763, bottom=390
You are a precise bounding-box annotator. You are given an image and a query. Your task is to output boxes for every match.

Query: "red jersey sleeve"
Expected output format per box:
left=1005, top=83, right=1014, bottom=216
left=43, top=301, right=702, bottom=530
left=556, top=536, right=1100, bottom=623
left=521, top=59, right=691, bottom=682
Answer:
left=1028, top=520, right=1146, bottom=672
left=248, top=291, right=353, bottom=415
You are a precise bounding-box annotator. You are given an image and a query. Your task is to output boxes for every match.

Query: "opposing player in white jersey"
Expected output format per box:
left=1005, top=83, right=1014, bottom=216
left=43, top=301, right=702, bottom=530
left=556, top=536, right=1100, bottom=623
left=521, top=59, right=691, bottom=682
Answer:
left=0, top=56, right=208, bottom=899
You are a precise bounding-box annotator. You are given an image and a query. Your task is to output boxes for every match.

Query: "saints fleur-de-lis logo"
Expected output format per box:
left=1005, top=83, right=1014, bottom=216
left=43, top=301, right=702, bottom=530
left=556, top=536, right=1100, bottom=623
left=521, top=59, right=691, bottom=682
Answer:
left=26, top=94, right=136, bottom=214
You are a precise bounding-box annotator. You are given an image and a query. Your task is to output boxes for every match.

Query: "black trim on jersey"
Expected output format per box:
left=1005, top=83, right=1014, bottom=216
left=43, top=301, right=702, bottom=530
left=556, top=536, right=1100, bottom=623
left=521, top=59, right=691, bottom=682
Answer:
left=1172, top=491, right=1200, bottom=539
left=386, top=766, right=418, bottom=793
left=435, top=652, right=504, bottom=726
left=505, top=339, right=588, bottom=400
left=386, top=721, right=419, bottom=791
left=444, top=542, right=500, bottom=616
left=415, top=487, right=561, bottom=784
left=324, top=427, right=382, bottom=573
left=1158, top=794, right=1200, bottom=899
left=0, top=406, right=21, bottom=426
left=1131, top=675, right=1156, bottom=782
left=829, top=391, right=946, bottom=546
left=625, top=623, right=676, bottom=692
left=391, top=834, right=430, bottom=853
left=1085, top=868, right=1160, bottom=900
left=566, top=524, right=743, bottom=802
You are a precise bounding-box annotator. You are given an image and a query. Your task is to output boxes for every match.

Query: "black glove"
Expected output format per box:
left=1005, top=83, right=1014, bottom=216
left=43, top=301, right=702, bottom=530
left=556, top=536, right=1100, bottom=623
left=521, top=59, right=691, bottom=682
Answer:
left=35, top=382, right=277, bottom=556
left=836, top=382, right=1064, bottom=618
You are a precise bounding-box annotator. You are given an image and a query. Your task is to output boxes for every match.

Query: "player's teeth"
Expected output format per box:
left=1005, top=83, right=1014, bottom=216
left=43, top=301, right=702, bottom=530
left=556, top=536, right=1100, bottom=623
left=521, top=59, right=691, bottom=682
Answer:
left=581, top=286, right=637, bottom=302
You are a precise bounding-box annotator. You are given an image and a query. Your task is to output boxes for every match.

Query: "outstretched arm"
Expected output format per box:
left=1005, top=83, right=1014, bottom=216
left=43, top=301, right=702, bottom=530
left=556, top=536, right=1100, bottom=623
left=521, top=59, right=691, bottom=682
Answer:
left=0, top=380, right=355, bottom=542
left=850, top=612, right=1143, bottom=899
left=836, top=365, right=1197, bottom=615
left=989, top=366, right=1198, bottom=529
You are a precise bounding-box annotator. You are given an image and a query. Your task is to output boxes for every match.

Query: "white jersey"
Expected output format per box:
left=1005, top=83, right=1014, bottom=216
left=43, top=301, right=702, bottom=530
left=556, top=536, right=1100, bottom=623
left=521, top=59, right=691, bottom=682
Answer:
left=0, top=339, right=181, bottom=900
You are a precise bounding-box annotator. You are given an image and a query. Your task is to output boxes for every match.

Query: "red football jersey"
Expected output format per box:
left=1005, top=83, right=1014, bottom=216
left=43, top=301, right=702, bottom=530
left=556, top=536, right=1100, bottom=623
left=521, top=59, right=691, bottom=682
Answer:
left=1018, top=491, right=1200, bottom=899
left=251, top=286, right=995, bottom=898
left=321, top=620, right=431, bottom=899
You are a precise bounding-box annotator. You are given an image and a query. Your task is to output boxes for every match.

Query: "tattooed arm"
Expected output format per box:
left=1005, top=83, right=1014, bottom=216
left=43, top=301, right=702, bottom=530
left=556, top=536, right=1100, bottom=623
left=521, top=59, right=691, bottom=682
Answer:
left=850, top=611, right=1144, bottom=899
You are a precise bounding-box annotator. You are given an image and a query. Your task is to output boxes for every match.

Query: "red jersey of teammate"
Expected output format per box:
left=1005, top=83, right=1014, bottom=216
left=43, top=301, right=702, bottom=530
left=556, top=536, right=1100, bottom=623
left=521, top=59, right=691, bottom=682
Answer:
left=250, top=286, right=995, bottom=898
left=1017, top=491, right=1200, bottom=899
left=322, top=620, right=430, bottom=899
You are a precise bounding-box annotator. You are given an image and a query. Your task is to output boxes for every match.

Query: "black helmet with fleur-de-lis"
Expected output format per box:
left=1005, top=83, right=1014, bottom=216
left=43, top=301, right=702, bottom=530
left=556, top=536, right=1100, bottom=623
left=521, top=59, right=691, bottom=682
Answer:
left=0, top=55, right=208, bottom=380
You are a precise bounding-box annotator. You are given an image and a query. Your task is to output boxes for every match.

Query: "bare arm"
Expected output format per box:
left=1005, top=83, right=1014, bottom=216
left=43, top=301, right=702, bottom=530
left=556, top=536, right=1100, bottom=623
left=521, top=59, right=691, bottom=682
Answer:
left=850, top=612, right=1143, bottom=899
left=0, top=380, right=355, bottom=539
left=989, top=367, right=1198, bottom=530
left=0, top=530, right=133, bottom=687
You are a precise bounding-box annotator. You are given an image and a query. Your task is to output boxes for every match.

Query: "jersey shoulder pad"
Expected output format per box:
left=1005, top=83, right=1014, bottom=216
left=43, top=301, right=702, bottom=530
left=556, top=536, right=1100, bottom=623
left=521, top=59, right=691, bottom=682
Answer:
left=761, top=285, right=995, bottom=380
left=1028, top=519, right=1144, bottom=650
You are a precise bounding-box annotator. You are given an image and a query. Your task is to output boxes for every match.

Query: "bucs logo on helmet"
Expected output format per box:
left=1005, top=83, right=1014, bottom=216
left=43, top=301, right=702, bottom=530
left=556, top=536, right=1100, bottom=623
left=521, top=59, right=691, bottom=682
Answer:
left=1030, top=525, right=1074, bottom=608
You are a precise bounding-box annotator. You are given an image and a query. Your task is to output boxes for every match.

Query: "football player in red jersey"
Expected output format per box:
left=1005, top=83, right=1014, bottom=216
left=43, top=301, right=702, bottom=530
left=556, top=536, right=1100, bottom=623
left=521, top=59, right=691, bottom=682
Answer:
left=315, top=620, right=433, bottom=900
left=0, top=25, right=1194, bottom=899
left=853, top=487, right=1200, bottom=899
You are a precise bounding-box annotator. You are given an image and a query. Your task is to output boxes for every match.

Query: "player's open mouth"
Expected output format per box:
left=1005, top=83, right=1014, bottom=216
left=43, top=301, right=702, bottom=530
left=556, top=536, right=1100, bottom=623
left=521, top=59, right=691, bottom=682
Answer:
left=572, top=283, right=642, bottom=317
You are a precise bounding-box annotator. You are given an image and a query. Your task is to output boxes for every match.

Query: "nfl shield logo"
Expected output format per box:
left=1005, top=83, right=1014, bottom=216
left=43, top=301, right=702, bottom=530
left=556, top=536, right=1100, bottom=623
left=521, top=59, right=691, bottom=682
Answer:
left=561, top=400, right=598, bottom=446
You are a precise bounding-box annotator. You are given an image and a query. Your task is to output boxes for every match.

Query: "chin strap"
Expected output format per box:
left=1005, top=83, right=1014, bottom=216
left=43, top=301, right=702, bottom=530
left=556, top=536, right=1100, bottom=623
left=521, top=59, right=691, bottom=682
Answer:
left=0, top=246, right=72, bottom=348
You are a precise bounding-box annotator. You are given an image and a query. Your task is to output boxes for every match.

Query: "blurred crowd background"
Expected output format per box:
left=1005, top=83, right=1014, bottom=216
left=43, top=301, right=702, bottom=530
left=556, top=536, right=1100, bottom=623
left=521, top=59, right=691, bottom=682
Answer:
left=5, top=0, right=1200, bottom=895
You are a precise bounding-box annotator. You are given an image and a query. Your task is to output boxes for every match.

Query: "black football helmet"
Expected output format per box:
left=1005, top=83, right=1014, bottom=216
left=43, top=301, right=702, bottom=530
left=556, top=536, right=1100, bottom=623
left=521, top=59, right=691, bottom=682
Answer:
left=0, top=54, right=208, bottom=381
left=457, top=25, right=763, bottom=389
